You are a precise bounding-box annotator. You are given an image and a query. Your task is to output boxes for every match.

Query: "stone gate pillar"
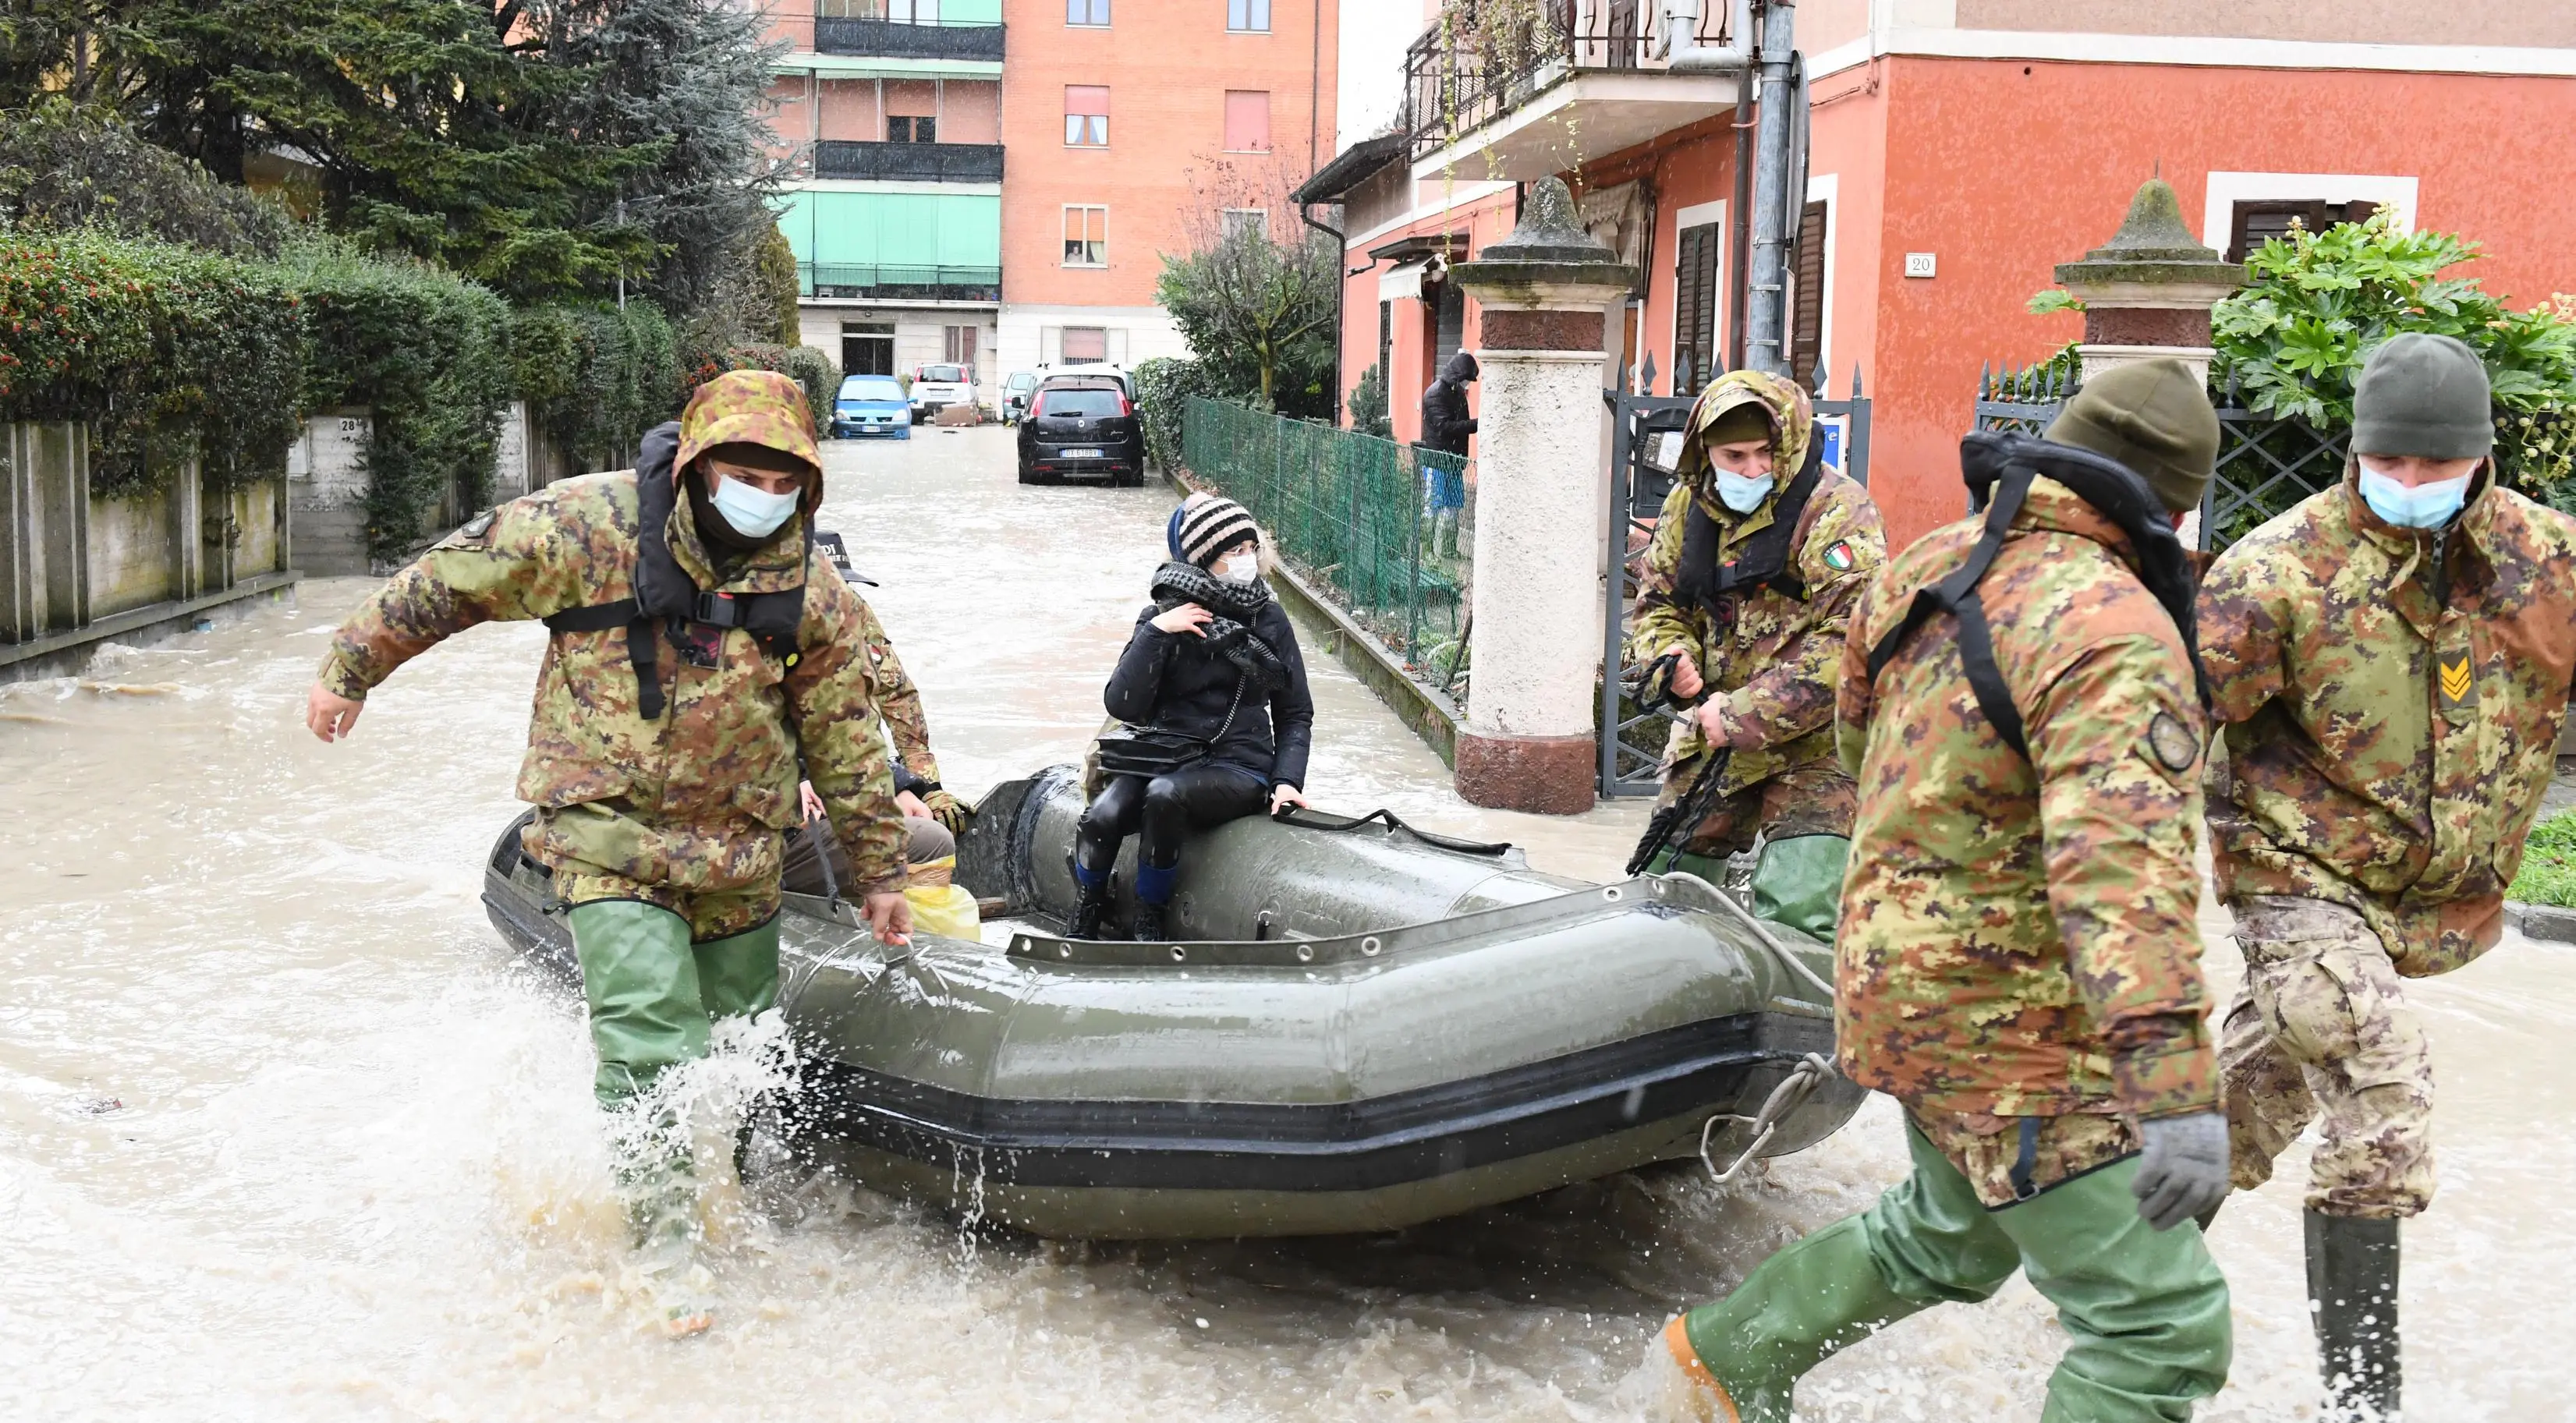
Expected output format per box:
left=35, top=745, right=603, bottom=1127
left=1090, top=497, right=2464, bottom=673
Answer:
left=2053, top=176, right=2245, bottom=387
left=1447, top=179, right=1637, bottom=815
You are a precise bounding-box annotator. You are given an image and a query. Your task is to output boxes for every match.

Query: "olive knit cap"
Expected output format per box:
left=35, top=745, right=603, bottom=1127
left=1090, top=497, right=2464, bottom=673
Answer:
left=2044, top=358, right=2220, bottom=515
left=2354, top=331, right=2493, bottom=458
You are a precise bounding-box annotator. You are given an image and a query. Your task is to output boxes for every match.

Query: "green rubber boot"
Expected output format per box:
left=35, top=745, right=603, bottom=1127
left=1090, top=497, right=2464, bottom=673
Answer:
left=2307, top=1210, right=2401, bottom=1418
left=690, top=916, right=781, bottom=1023
left=1673, top=1215, right=1933, bottom=1421
left=1749, top=834, right=1848, bottom=941
left=569, top=899, right=709, bottom=1110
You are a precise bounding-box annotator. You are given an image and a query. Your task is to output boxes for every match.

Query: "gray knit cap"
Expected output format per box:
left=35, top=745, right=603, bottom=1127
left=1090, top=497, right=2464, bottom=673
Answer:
left=2353, top=332, right=2494, bottom=458
left=1177, top=495, right=1259, bottom=568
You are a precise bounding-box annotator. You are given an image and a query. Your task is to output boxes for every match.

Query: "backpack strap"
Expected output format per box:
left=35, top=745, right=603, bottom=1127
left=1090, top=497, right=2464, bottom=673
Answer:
left=1863, top=465, right=2035, bottom=759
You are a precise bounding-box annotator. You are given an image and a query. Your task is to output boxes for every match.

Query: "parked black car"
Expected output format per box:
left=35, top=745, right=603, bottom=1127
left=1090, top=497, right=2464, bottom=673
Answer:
left=1016, top=377, right=1145, bottom=487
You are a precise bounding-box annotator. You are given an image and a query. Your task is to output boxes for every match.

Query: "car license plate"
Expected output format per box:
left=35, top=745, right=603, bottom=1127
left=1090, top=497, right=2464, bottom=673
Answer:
left=1062, top=448, right=1103, bottom=458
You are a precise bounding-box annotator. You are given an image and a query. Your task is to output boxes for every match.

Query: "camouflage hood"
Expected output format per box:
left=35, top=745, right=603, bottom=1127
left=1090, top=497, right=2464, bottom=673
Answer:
left=675, top=369, right=824, bottom=510
left=1675, top=369, right=1814, bottom=504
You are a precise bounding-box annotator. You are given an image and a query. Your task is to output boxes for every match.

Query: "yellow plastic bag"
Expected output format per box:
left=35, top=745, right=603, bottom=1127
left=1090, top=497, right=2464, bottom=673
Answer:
left=904, top=855, right=982, bottom=939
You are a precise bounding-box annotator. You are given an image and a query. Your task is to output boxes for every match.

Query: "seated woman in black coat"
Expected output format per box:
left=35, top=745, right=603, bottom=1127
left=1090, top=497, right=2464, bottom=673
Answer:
left=1073, top=496, right=1315, bottom=940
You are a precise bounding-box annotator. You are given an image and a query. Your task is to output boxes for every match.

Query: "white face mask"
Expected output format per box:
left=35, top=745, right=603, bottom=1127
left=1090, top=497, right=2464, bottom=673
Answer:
left=1221, top=553, right=1260, bottom=582
left=709, top=474, right=800, bottom=539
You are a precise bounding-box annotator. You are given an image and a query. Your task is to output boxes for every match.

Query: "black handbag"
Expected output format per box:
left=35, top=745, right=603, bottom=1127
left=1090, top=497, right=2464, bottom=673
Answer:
left=1093, top=674, right=1247, bottom=780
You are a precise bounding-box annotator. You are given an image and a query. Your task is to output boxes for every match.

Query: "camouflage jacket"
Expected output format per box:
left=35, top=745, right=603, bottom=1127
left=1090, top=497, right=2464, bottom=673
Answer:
left=849, top=593, right=941, bottom=788
left=1837, top=475, right=2215, bottom=1118
left=2199, top=463, right=2576, bottom=976
left=317, top=474, right=907, bottom=897
left=1628, top=371, right=1886, bottom=798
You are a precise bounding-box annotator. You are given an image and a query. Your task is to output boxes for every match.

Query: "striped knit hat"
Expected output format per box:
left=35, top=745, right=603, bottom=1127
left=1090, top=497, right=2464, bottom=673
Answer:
left=1176, top=495, right=1260, bottom=568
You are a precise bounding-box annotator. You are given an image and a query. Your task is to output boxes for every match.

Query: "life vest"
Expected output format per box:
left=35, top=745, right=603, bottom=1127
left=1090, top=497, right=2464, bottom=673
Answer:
left=1864, top=431, right=2209, bottom=760
left=540, top=420, right=810, bottom=720
left=1674, top=443, right=1826, bottom=613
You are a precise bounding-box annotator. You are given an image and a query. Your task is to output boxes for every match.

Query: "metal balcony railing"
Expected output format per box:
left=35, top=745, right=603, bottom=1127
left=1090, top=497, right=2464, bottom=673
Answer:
left=799, top=262, right=1003, bottom=303
left=813, top=16, right=1006, bottom=61
left=813, top=140, right=1005, bottom=183
left=1401, top=0, right=1729, bottom=159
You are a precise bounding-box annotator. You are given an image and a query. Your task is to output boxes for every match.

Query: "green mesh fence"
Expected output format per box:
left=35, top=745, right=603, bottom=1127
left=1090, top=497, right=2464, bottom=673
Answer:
left=1182, top=398, right=1472, bottom=693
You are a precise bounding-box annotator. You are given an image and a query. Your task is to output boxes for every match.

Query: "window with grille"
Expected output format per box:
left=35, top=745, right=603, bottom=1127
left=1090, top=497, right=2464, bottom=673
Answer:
left=1222, top=90, right=1271, bottom=153
left=1228, top=0, right=1270, bottom=31
left=1065, top=86, right=1109, bottom=146
left=887, top=115, right=936, bottom=143
left=1063, top=327, right=1110, bottom=362
left=1222, top=208, right=1267, bottom=241
left=2227, top=199, right=2383, bottom=263
left=1066, top=0, right=1110, bottom=24
left=1673, top=221, right=1720, bottom=397
left=1788, top=200, right=1827, bottom=393
left=1063, top=206, right=1107, bottom=267
left=1377, top=299, right=1393, bottom=396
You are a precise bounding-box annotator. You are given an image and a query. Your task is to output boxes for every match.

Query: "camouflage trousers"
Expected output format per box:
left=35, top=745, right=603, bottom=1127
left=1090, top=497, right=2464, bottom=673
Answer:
left=2218, top=897, right=2436, bottom=1219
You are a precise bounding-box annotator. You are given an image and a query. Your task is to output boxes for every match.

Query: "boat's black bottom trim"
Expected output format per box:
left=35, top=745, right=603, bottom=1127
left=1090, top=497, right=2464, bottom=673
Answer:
left=792, top=1012, right=1834, bottom=1193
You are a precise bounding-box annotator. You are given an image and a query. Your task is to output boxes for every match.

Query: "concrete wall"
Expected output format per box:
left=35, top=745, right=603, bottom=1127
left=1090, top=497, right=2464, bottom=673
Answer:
left=0, top=421, right=295, bottom=678
left=285, top=408, right=373, bottom=576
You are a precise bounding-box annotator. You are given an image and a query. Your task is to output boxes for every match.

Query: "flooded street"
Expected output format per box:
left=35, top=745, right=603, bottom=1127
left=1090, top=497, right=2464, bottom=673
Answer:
left=5, top=426, right=2572, bottom=1421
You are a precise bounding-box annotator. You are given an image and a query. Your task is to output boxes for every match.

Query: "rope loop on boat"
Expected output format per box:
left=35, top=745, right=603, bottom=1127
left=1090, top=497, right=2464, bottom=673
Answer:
left=1699, top=1052, right=1840, bottom=1188
left=1271, top=805, right=1514, bottom=857
left=1657, top=869, right=1838, bottom=1001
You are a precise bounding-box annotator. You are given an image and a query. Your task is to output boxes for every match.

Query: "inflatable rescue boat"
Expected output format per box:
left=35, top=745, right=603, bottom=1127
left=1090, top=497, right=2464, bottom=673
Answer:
left=481, top=765, right=1862, bottom=1238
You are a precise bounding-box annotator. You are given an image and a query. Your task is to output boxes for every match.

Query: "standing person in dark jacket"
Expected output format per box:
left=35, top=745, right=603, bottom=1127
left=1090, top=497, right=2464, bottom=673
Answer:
left=1418, top=352, right=1477, bottom=559
left=1073, top=496, right=1316, bottom=941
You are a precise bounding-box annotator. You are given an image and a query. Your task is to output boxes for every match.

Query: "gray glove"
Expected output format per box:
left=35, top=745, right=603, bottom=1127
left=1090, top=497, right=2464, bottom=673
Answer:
left=2131, top=1111, right=2231, bottom=1231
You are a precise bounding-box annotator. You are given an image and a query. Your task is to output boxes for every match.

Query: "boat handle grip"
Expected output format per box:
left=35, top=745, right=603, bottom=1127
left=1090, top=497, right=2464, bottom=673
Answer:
left=1699, top=1053, right=1838, bottom=1188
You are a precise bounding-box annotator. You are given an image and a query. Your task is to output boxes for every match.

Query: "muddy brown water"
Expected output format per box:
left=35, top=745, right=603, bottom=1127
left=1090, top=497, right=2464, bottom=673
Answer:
left=3, top=427, right=2570, bottom=1419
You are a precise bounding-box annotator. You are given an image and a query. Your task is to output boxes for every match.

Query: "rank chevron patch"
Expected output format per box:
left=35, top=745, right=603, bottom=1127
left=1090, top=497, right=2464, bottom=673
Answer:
left=2440, top=655, right=2475, bottom=707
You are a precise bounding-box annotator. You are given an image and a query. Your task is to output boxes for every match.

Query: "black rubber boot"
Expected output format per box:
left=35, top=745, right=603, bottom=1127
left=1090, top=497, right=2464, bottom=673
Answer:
left=2307, top=1209, right=2401, bottom=1418
left=1069, top=874, right=1113, bottom=940
left=1132, top=898, right=1170, bottom=943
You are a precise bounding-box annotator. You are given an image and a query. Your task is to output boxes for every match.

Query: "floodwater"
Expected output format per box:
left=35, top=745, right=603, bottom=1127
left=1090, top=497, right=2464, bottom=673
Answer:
left=3, top=426, right=2571, bottom=1421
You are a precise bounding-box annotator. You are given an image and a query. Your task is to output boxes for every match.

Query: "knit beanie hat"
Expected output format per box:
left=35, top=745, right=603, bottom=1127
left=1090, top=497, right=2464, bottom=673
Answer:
left=1177, top=495, right=1259, bottom=568
left=1166, top=490, right=1216, bottom=559
left=2045, top=358, right=2221, bottom=515
left=2353, top=332, right=2494, bottom=459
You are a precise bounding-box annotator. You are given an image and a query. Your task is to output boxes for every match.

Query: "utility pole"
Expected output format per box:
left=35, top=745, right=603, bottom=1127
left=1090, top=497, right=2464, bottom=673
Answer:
left=1742, top=0, right=1796, bottom=376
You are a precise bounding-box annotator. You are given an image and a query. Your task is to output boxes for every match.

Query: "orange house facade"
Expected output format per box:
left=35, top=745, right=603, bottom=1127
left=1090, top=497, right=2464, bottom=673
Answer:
left=1312, top=2, right=2576, bottom=549
left=757, top=0, right=1338, bottom=408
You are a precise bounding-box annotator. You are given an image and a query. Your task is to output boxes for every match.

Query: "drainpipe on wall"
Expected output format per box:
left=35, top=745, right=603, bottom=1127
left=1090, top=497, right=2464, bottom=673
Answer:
left=1743, top=0, right=1799, bottom=376
left=1657, top=0, right=1753, bottom=74
left=1661, top=0, right=1756, bottom=382
left=1301, top=200, right=1347, bottom=424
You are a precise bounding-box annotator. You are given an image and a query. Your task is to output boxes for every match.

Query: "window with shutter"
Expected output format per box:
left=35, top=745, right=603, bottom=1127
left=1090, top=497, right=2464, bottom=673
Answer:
left=1788, top=200, right=1827, bottom=393
left=1065, top=87, right=1109, bottom=147
left=2227, top=198, right=2384, bottom=263
left=1063, top=327, right=1110, bottom=363
left=1673, top=221, right=1720, bottom=397
left=1223, top=91, right=1272, bottom=153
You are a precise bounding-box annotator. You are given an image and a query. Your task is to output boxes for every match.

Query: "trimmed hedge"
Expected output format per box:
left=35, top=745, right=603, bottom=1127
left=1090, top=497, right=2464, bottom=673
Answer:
left=1133, top=356, right=1212, bottom=473
left=513, top=302, right=683, bottom=470
left=285, top=244, right=513, bottom=558
left=0, top=232, right=306, bottom=497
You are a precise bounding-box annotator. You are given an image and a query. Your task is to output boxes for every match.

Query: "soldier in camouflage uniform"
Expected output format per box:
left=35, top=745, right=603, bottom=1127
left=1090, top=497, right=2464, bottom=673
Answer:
left=2199, top=333, right=2576, bottom=1414
left=1660, top=361, right=2234, bottom=1423
left=1627, top=370, right=1885, bottom=937
left=303, top=370, right=909, bottom=1333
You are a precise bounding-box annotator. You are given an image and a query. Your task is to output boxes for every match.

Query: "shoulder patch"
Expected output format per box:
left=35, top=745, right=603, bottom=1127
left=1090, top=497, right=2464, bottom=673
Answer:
left=2147, top=710, right=2200, bottom=773
left=1821, top=539, right=1857, bottom=573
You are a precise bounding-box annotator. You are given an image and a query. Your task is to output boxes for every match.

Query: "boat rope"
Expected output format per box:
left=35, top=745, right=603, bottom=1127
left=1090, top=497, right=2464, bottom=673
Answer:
left=1699, top=1052, right=1840, bottom=1188
left=1660, top=869, right=1838, bottom=1002
left=1274, top=805, right=1514, bottom=857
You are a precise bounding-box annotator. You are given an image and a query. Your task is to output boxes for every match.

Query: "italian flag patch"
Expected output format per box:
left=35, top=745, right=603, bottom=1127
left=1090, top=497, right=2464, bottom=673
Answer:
left=1822, top=540, right=1856, bottom=572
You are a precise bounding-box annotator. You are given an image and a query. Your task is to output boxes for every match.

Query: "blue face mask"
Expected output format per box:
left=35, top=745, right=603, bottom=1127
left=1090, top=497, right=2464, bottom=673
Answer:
left=1713, top=469, right=1775, bottom=514
left=709, top=473, right=801, bottom=539
left=2357, top=463, right=2472, bottom=530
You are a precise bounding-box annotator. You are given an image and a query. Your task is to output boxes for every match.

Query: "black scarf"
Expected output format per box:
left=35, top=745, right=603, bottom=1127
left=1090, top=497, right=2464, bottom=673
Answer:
left=1150, top=560, right=1283, bottom=691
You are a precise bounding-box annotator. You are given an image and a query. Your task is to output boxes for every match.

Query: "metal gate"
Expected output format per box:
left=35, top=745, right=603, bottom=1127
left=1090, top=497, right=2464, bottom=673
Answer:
left=1599, top=367, right=1872, bottom=796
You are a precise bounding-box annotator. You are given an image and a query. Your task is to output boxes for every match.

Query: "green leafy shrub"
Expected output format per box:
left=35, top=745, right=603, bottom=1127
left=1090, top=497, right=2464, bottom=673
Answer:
left=689, top=342, right=840, bottom=434
left=2211, top=214, right=2576, bottom=508
left=285, top=242, right=513, bottom=558
left=1133, top=356, right=1213, bottom=473
left=0, top=230, right=306, bottom=497
left=1347, top=361, right=1393, bottom=440
left=512, top=301, right=683, bottom=469
left=0, top=101, right=296, bottom=258
left=2508, top=811, right=2576, bottom=908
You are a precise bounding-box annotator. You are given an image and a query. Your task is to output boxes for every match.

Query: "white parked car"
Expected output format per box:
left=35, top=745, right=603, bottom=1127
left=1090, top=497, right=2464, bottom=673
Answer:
left=909, top=363, right=975, bottom=418
left=1034, top=361, right=1132, bottom=402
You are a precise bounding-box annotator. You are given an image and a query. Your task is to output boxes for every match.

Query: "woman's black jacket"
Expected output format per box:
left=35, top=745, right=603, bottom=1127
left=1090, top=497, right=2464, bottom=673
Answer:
left=1103, top=596, right=1313, bottom=789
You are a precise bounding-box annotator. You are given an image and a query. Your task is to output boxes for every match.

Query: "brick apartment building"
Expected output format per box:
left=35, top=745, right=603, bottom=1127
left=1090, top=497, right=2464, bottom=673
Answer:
left=1303, top=1, right=2576, bottom=547
left=758, top=0, right=1340, bottom=410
